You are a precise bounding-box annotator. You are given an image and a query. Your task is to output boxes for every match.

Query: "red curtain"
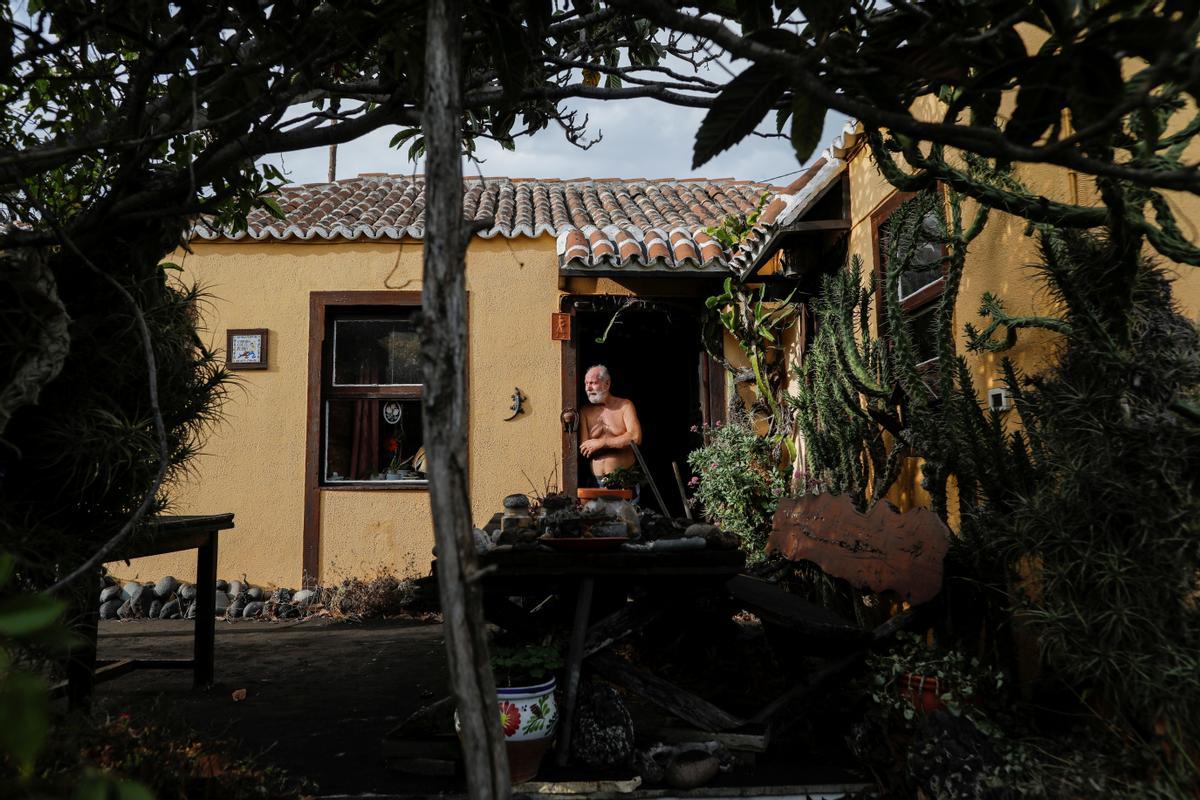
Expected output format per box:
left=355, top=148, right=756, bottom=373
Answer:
left=348, top=363, right=380, bottom=479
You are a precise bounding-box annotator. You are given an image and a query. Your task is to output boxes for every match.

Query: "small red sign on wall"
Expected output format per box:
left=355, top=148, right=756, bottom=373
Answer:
left=551, top=313, right=571, bottom=341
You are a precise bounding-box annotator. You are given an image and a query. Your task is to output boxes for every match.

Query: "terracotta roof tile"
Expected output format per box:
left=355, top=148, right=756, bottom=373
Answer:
left=193, top=175, right=785, bottom=273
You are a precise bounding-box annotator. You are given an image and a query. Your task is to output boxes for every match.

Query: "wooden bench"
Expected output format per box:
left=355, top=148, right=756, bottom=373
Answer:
left=59, top=513, right=235, bottom=709
left=728, top=493, right=950, bottom=725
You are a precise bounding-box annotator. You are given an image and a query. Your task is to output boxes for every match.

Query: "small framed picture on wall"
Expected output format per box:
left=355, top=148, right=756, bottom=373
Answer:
left=227, top=328, right=269, bottom=370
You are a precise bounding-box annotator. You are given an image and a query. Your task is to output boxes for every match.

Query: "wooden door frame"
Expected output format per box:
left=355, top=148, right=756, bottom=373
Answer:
left=559, top=295, right=725, bottom=496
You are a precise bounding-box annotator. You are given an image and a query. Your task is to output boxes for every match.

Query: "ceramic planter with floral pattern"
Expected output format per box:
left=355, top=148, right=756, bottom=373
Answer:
left=457, top=677, right=559, bottom=784
left=498, top=677, right=558, bottom=783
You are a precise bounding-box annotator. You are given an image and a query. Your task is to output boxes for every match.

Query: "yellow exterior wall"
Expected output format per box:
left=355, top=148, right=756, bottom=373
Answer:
left=843, top=142, right=1200, bottom=519
left=118, top=235, right=565, bottom=587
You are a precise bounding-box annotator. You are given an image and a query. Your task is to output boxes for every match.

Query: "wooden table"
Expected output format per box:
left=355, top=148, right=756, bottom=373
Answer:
left=473, top=545, right=746, bottom=765
left=61, top=513, right=236, bottom=708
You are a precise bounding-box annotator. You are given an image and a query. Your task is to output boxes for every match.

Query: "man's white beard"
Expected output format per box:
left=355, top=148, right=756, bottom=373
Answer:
left=586, top=389, right=608, bottom=404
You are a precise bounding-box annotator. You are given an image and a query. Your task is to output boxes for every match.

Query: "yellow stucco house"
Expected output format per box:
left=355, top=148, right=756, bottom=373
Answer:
left=120, top=124, right=1200, bottom=588
left=125, top=175, right=783, bottom=586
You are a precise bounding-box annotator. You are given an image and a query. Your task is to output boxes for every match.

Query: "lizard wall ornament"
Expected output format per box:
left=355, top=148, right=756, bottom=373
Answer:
left=503, top=387, right=525, bottom=421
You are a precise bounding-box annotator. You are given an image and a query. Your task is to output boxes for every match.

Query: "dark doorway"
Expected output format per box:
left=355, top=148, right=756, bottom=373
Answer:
left=571, top=299, right=705, bottom=516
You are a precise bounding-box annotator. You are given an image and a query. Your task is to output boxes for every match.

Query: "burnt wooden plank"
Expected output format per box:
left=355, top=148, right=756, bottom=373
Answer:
left=556, top=577, right=595, bottom=766
left=589, top=652, right=745, bottom=732
left=474, top=548, right=745, bottom=580
left=726, top=575, right=864, bottom=641
left=114, top=513, right=235, bottom=560
left=768, top=494, right=950, bottom=605
left=583, top=600, right=667, bottom=658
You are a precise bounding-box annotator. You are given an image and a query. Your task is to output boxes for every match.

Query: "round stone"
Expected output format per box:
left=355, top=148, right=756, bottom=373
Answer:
left=121, top=581, right=141, bottom=602
left=215, top=579, right=229, bottom=593
left=154, top=576, right=178, bottom=598
left=99, top=585, right=122, bottom=604
left=503, top=493, right=531, bottom=510
left=178, top=584, right=197, bottom=601
left=184, top=602, right=197, bottom=620
left=128, top=585, right=152, bottom=616
left=227, top=580, right=245, bottom=597
left=213, top=591, right=230, bottom=614
left=159, top=599, right=181, bottom=619
left=246, top=587, right=264, bottom=602
left=99, top=600, right=122, bottom=620
left=148, top=599, right=163, bottom=619
left=242, top=601, right=265, bottom=619
left=292, top=589, right=316, bottom=607
left=116, top=599, right=136, bottom=620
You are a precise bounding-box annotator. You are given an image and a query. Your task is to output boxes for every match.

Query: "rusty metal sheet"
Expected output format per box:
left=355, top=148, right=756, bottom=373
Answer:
left=767, top=494, right=950, bottom=605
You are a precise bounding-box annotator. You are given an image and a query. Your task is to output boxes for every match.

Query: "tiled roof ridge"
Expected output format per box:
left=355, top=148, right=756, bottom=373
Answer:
left=189, top=124, right=865, bottom=273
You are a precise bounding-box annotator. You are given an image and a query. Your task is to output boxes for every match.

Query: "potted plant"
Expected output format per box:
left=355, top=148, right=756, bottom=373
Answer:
left=868, top=632, right=1002, bottom=721
left=577, top=465, right=642, bottom=502
left=489, top=643, right=563, bottom=783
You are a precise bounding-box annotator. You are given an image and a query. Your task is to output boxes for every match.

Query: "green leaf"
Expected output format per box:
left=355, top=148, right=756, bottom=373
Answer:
left=259, top=196, right=286, bottom=221
left=775, top=106, right=792, bottom=133
left=0, top=595, right=64, bottom=637
left=0, top=671, right=49, bottom=774
left=72, top=775, right=110, bottom=800
left=789, top=92, right=827, bottom=164
left=115, top=780, right=155, bottom=800
left=693, top=63, right=787, bottom=168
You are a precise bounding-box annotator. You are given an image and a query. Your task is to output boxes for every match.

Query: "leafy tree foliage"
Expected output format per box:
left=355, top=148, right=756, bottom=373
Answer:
left=623, top=0, right=1200, bottom=267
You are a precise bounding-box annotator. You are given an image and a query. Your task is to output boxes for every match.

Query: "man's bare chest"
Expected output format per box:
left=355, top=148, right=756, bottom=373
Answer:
left=584, top=406, right=627, bottom=435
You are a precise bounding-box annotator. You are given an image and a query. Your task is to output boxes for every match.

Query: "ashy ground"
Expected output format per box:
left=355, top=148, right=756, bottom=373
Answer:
left=90, top=618, right=867, bottom=798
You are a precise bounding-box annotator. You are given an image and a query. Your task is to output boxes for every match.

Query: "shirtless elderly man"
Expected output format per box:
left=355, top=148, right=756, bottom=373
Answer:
left=579, top=365, right=642, bottom=482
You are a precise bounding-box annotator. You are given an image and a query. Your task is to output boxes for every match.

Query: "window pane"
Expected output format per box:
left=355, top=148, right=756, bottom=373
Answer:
left=333, top=317, right=421, bottom=386
left=324, top=398, right=426, bottom=482
left=907, top=303, right=940, bottom=364
left=881, top=210, right=943, bottom=302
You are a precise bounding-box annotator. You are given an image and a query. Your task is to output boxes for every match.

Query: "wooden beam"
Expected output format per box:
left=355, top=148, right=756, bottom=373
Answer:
left=589, top=652, right=745, bottom=732
left=583, top=599, right=666, bottom=658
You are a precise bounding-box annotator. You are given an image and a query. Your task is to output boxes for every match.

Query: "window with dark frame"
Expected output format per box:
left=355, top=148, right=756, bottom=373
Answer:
left=320, top=307, right=427, bottom=486
left=872, top=192, right=948, bottom=368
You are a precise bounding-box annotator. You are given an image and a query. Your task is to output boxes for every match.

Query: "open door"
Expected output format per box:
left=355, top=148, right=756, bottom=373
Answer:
left=560, top=297, right=721, bottom=516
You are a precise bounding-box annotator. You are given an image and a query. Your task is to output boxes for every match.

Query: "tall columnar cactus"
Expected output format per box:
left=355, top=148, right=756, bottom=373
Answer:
left=791, top=188, right=998, bottom=516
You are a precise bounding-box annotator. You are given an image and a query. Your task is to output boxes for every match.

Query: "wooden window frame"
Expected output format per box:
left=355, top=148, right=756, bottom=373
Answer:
left=870, top=190, right=949, bottom=371
left=320, top=310, right=426, bottom=487
left=302, top=290, right=428, bottom=583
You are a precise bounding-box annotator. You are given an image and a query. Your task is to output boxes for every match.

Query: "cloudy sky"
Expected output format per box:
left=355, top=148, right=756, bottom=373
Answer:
left=260, top=97, right=851, bottom=187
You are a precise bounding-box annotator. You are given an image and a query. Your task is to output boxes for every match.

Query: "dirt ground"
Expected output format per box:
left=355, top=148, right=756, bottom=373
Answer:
left=89, top=617, right=868, bottom=798
left=92, top=616, right=454, bottom=796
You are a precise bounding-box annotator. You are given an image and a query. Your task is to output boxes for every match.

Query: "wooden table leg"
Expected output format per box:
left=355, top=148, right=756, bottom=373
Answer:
left=66, top=570, right=101, bottom=712
left=555, top=576, right=594, bottom=766
left=194, top=530, right=218, bottom=689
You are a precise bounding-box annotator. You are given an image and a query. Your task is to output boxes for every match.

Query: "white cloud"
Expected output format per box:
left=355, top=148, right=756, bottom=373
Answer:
left=260, top=98, right=850, bottom=187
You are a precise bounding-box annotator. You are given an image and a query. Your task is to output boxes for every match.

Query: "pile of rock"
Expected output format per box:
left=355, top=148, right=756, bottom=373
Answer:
left=97, top=577, right=320, bottom=622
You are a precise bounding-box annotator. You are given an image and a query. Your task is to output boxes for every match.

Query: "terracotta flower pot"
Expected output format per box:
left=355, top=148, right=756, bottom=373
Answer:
left=576, top=487, right=634, bottom=501
left=899, top=673, right=944, bottom=714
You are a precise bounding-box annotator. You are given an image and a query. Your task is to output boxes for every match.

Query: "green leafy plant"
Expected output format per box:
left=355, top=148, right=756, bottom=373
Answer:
left=703, top=190, right=771, bottom=248
left=706, top=278, right=797, bottom=462
left=598, top=465, right=643, bottom=490
left=0, top=553, right=65, bottom=781
left=686, top=414, right=787, bottom=555
left=490, top=643, right=563, bottom=687
left=868, top=632, right=1005, bottom=726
